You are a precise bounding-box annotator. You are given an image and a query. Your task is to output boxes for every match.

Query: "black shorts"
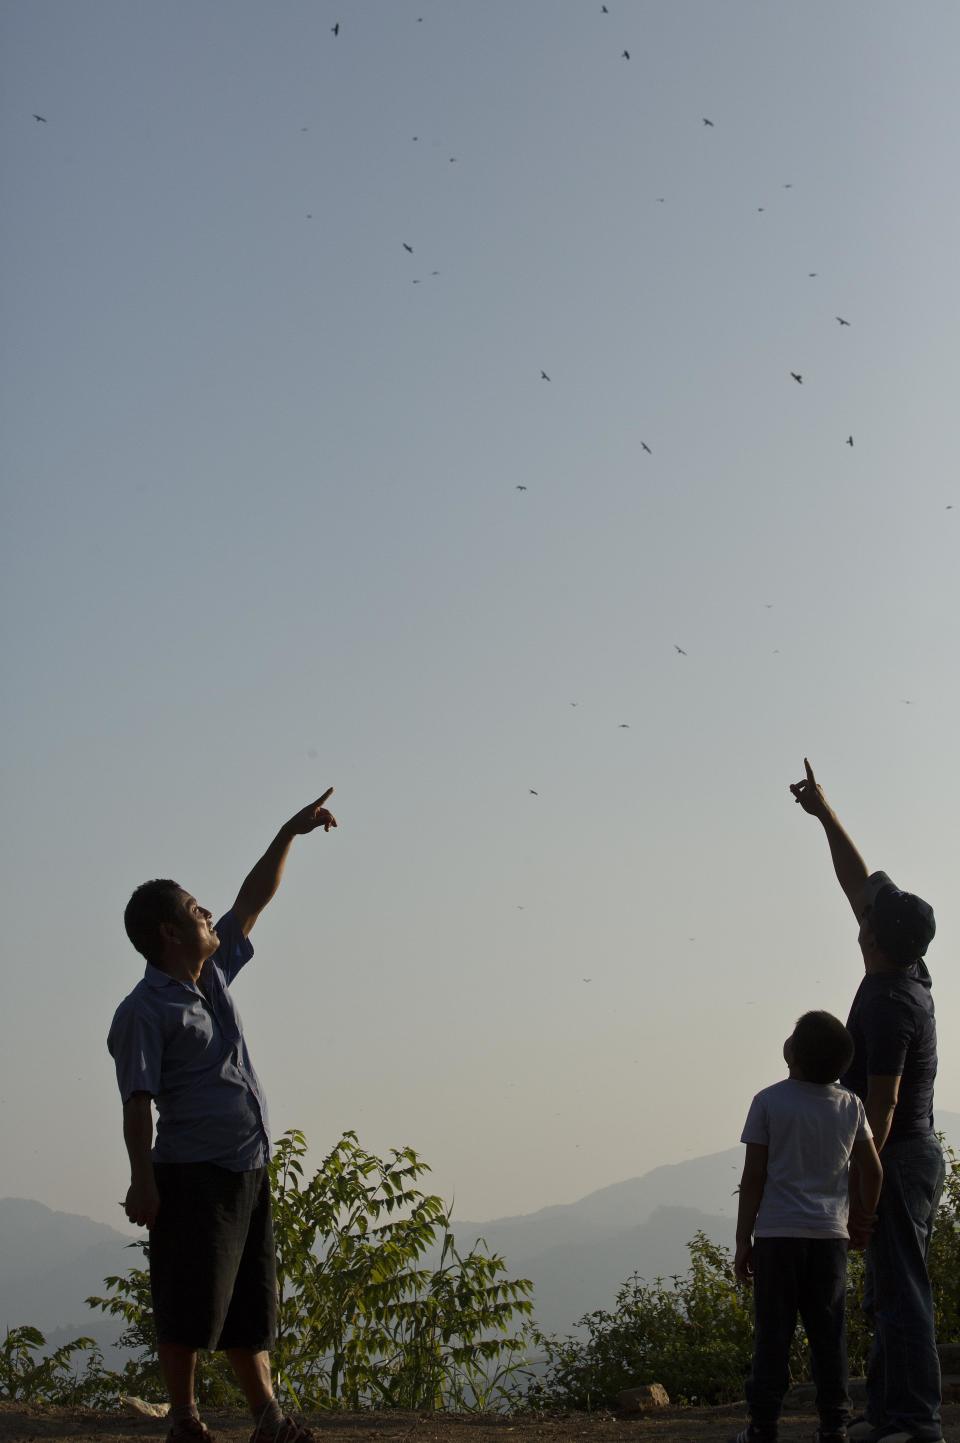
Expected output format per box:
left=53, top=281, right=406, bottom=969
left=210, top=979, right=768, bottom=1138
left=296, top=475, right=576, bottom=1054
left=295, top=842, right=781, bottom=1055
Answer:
left=150, top=1162, right=277, bottom=1352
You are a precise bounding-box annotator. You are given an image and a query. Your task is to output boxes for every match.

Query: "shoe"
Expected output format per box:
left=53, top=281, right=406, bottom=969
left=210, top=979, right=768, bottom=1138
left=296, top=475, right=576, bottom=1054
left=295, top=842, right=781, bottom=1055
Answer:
left=249, top=1418, right=316, bottom=1443
left=848, top=1421, right=879, bottom=1442
left=166, top=1420, right=214, bottom=1443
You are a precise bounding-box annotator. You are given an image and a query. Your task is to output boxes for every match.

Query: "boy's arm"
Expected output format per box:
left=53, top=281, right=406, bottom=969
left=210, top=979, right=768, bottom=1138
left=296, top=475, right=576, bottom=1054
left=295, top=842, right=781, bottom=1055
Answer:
left=122, top=1093, right=160, bottom=1229
left=233, top=788, right=338, bottom=936
left=734, top=1143, right=768, bottom=1283
left=789, top=758, right=869, bottom=919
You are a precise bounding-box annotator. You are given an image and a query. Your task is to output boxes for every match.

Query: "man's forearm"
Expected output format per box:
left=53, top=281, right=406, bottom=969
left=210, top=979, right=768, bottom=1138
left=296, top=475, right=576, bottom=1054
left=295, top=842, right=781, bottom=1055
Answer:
left=818, top=808, right=869, bottom=910
left=236, top=822, right=296, bottom=918
left=865, top=1101, right=895, bottom=1153
left=122, top=1097, right=155, bottom=1180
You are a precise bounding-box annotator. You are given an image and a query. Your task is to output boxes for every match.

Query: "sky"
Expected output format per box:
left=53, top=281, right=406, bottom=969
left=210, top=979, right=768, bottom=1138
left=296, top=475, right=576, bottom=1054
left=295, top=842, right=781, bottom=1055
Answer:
left=2, top=0, right=959, bottom=1233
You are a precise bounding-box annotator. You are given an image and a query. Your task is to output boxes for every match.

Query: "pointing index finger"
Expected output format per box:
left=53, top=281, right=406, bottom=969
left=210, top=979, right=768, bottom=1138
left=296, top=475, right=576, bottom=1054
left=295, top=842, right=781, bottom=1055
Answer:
left=803, top=758, right=816, bottom=785
left=316, top=787, right=334, bottom=808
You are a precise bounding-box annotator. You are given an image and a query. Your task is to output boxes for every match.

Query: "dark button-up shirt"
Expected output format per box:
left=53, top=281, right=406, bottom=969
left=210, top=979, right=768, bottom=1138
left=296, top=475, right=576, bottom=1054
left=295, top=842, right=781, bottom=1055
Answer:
left=108, top=911, right=271, bottom=1170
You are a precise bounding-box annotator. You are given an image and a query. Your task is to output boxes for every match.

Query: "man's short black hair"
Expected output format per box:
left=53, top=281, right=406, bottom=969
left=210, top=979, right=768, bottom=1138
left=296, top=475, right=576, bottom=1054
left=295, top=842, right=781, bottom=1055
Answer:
left=124, top=879, right=185, bottom=962
left=791, top=1010, right=855, bottom=1084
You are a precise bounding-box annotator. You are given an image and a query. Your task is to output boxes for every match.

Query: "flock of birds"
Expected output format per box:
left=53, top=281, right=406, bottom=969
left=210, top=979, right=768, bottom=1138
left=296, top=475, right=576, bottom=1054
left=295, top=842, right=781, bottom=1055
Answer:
left=28, top=7, right=950, bottom=797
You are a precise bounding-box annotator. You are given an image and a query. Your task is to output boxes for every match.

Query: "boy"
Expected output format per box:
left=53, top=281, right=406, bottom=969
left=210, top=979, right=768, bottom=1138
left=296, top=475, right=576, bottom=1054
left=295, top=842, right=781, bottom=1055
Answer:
left=731, top=1011, right=883, bottom=1443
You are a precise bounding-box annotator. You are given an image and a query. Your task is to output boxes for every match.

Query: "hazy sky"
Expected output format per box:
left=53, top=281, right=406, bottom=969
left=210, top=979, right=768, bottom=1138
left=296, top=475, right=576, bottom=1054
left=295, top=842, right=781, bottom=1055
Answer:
left=2, top=1, right=959, bottom=1233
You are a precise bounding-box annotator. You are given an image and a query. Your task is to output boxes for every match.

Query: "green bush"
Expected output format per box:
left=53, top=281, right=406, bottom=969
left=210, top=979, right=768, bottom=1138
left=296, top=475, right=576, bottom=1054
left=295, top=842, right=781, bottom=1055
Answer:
left=84, top=1128, right=534, bottom=1413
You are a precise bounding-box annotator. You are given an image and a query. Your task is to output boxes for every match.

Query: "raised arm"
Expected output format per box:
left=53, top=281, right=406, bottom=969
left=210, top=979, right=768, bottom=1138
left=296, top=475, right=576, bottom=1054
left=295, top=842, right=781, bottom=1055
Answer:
left=232, top=788, right=338, bottom=936
left=789, top=759, right=868, bottom=919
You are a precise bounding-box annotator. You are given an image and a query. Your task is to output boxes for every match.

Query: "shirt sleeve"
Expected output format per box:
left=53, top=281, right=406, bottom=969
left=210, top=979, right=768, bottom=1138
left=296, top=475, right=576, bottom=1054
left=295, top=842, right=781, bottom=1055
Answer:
left=107, top=999, right=163, bottom=1104
left=208, top=910, right=255, bottom=986
left=859, top=991, right=914, bottom=1077
left=741, top=1093, right=769, bottom=1146
left=855, top=1096, right=873, bottom=1142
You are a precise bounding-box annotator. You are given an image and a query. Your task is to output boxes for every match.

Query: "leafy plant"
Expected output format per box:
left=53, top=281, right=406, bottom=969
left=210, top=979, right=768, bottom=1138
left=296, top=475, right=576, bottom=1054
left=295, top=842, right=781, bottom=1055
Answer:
left=0, top=1325, right=102, bottom=1404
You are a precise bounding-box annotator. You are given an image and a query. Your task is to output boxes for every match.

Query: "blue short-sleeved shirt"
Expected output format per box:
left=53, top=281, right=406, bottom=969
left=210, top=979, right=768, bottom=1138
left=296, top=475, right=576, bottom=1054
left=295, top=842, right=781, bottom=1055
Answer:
left=107, top=910, right=271, bottom=1170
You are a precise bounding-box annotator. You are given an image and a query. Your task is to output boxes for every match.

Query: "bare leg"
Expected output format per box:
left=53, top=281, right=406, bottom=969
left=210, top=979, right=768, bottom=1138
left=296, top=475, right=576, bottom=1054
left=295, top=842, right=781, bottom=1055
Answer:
left=226, top=1349, right=274, bottom=1413
left=158, top=1342, right=198, bottom=1409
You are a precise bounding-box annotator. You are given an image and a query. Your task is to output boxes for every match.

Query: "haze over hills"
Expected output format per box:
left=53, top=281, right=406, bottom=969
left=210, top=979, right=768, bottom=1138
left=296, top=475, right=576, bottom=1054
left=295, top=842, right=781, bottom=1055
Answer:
left=3, top=1112, right=957, bottom=1346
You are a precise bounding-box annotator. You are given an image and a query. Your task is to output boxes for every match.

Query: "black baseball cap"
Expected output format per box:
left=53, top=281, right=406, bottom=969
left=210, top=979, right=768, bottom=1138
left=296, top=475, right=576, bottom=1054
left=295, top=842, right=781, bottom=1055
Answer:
left=866, top=872, right=936, bottom=963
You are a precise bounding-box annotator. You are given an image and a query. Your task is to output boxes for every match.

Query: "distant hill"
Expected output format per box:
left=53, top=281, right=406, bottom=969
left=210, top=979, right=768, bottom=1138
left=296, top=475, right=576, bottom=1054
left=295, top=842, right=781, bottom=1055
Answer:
left=0, top=1197, right=137, bottom=1336
left=3, top=1111, right=956, bottom=1342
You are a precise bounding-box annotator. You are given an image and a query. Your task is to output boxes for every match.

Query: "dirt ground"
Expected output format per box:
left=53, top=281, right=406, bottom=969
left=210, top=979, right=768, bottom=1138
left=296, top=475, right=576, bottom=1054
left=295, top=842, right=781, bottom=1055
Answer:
left=1, top=1403, right=958, bottom=1443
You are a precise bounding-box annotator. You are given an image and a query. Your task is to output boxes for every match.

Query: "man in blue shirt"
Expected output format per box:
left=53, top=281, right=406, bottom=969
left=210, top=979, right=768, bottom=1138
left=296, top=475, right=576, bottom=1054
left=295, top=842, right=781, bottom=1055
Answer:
left=791, top=760, right=945, bottom=1443
left=108, top=789, right=337, bottom=1443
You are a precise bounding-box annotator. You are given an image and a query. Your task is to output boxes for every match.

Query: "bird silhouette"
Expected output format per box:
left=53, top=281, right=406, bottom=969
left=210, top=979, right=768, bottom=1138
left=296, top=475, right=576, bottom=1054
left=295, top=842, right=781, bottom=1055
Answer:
left=618, top=723, right=630, bottom=729
left=33, top=114, right=47, bottom=122
left=783, top=183, right=793, bottom=188
left=540, top=370, right=551, bottom=381
left=702, top=117, right=714, bottom=126
left=515, top=485, right=527, bottom=491
left=641, top=442, right=652, bottom=455
left=331, top=22, right=339, bottom=36
left=622, top=49, right=630, bottom=59
left=602, top=4, right=609, bottom=10
left=402, top=243, right=413, bottom=253
left=836, top=316, right=851, bottom=326
left=791, top=372, right=803, bottom=384
left=808, top=272, right=818, bottom=278
left=529, top=789, right=539, bottom=796
left=846, top=436, right=854, bottom=447
left=674, top=645, right=687, bottom=656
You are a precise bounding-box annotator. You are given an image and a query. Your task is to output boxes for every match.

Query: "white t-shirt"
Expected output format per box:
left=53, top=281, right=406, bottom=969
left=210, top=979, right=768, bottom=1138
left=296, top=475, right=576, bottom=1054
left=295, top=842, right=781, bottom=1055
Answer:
left=741, top=1078, right=871, bottom=1239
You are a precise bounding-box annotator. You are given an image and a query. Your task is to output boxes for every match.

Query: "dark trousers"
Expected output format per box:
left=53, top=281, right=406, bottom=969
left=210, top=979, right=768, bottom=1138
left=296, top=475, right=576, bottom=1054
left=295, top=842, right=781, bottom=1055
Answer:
left=863, top=1133, right=945, bottom=1441
left=746, top=1236, right=850, bottom=1435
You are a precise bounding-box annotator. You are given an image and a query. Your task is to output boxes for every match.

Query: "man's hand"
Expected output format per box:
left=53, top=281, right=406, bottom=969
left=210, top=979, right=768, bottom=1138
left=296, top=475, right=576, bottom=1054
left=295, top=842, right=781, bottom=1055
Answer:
left=789, top=758, right=830, bottom=819
left=847, top=1206, right=878, bottom=1251
left=123, top=1176, right=160, bottom=1229
left=286, top=788, right=338, bottom=836
left=734, top=1241, right=754, bottom=1285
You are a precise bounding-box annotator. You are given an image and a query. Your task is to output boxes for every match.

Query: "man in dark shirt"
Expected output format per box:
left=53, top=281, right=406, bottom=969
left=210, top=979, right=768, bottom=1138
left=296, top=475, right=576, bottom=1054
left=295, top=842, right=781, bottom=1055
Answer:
left=108, top=790, right=337, bottom=1443
left=791, top=760, right=945, bottom=1443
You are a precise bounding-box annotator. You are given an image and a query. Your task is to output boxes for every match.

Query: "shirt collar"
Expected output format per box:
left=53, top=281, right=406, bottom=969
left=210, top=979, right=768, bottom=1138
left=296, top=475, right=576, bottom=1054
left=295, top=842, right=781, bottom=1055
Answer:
left=144, top=962, right=200, bottom=994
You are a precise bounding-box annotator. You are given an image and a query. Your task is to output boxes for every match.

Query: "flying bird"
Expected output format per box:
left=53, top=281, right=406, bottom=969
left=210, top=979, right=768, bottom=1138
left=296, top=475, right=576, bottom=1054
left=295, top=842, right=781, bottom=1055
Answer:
left=702, top=117, right=714, bottom=126
left=529, top=789, right=539, bottom=796
left=790, top=372, right=803, bottom=384
left=808, top=272, right=818, bottom=278
left=836, top=316, right=851, bottom=326
left=602, top=4, right=609, bottom=10
left=402, top=243, right=413, bottom=253
left=846, top=435, right=854, bottom=447
left=618, top=723, right=630, bottom=729
left=540, top=370, right=551, bottom=381
left=622, top=49, right=630, bottom=59
left=783, top=183, right=793, bottom=188
left=33, top=114, right=47, bottom=122
left=656, top=197, right=665, bottom=203
left=641, top=442, right=652, bottom=455
left=674, top=645, right=687, bottom=656
left=331, top=22, right=339, bottom=36
left=515, top=485, right=527, bottom=491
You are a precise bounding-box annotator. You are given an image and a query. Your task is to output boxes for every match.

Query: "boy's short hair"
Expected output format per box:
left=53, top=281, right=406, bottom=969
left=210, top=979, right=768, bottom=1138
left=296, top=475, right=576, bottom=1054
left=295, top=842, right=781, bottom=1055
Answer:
left=124, top=879, right=185, bottom=962
left=791, top=1010, right=855, bottom=1084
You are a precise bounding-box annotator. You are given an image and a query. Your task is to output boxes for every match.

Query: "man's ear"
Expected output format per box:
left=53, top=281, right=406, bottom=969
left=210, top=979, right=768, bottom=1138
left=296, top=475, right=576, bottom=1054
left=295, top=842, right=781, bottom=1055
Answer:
left=158, top=920, right=182, bottom=948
